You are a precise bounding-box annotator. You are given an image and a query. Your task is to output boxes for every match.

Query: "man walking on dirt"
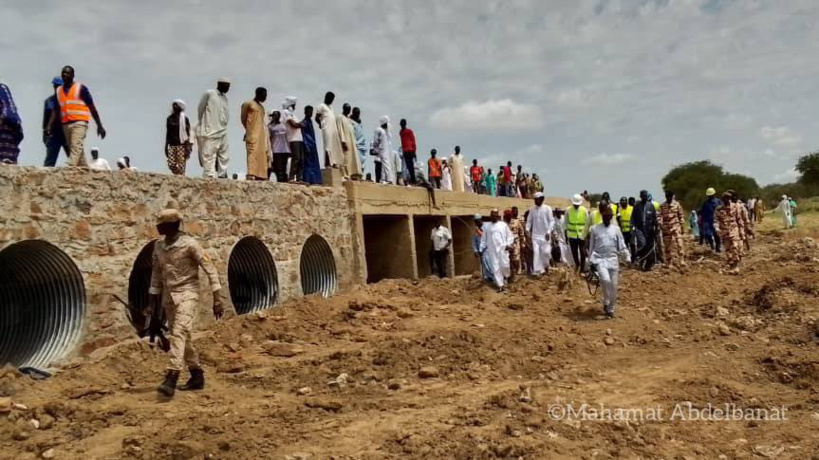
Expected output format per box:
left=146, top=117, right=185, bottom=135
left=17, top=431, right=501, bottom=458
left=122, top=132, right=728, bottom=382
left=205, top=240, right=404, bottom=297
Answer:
left=481, top=209, right=515, bottom=292
left=588, top=206, right=630, bottom=319
left=149, top=209, right=225, bottom=397
left=716, top=192, right=742, bottom=273
left=630, top=190, right=659, bottom=272
left=658, top=190, right=686, bottom=270
left=526, top=192, right=555, bottom=277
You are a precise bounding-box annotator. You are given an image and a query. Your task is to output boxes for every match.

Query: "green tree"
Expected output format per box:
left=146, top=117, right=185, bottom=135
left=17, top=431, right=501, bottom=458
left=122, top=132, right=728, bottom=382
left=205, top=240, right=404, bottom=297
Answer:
left=661, top=160, right=760, bottom=211
left=795, top=152, right=819, bottom=186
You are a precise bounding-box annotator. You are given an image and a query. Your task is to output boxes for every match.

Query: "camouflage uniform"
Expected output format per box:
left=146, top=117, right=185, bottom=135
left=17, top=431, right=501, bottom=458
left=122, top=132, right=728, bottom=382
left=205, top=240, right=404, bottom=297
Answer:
left=150, top=234, right=221, bottom=371
left=508, top=218, right=526, bottom=275
left=738, top=203, right=753, bottom=249
left=658, top=200, right=686, bottom=268
left=716, top=204, right=741, bottom=269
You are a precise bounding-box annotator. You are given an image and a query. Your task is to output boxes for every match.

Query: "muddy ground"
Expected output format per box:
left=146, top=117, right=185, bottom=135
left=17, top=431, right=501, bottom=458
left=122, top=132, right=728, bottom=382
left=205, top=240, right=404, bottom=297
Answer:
left=1, top=228, right=818, bottom=459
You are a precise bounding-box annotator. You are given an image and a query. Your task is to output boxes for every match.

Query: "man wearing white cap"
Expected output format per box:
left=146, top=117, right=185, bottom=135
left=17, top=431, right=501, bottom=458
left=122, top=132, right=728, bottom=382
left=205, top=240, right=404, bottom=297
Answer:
left=282, top=96, right=304, bottom=181
left=370, top=116, right=394, bottom=183
left=566, top=193, right=588, bottom=273
left=88, top=147, right=111, bottom=170
left=526, top=191, right=555, bottom=276
left=481, top=209, right=515, bottom=291
left=196, top=78, right=231, bottom=178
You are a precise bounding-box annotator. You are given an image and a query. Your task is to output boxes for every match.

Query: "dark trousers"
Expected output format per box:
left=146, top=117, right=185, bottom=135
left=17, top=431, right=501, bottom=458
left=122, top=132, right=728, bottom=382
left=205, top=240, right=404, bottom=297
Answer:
left=431, top=248, right=448, bottom=278
left=289, top=141, right=304, bottom=182
left=375, top=161, right=382, bottom=183
left=637, top=234, right=656, bottom=271
left=403, top=152, right=416, bottom=184
left=622, top=231, right=636, bottom=262
left=569, top=238, right=586, bottom=272
left=430, top=176, right=441, bottom=189
left=272, top=152, right=289, bottom=183
left=43, top=136, right=68, bottom=167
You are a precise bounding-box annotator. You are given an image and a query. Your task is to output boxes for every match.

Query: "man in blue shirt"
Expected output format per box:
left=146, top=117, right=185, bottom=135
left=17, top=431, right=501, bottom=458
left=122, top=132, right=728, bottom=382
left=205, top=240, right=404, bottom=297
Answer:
left=43, top=77, right=68, bottom=167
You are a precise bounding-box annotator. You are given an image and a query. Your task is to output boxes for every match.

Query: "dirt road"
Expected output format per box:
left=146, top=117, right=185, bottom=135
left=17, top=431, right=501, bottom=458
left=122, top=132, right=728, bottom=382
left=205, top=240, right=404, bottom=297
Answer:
left=1, top=229, right=818, bottom=459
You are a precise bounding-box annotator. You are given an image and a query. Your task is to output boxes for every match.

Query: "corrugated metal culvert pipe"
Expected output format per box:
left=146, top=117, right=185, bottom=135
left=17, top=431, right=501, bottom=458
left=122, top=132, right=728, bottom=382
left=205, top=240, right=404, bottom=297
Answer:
left=228, top=237, right=278, bottom=314
left=0, top=240, right=86, bottom=369
left=299, top=234, right=337, bottom=298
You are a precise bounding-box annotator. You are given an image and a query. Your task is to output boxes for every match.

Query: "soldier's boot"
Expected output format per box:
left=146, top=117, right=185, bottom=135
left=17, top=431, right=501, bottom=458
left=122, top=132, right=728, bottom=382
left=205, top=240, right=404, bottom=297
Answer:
left=157, top=370, right=180, bottom=397
left=178, top=368, right=205, bottom=391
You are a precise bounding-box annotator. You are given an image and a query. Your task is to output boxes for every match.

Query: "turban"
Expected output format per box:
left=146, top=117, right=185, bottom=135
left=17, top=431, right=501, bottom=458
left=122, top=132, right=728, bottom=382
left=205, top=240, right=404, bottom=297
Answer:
left=157, top=209, right=182, bottom=224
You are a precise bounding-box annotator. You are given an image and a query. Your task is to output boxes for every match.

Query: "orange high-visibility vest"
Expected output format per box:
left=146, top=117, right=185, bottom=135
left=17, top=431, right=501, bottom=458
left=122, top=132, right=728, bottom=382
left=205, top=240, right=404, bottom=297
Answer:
left=56, top=83, right=90, bottom=124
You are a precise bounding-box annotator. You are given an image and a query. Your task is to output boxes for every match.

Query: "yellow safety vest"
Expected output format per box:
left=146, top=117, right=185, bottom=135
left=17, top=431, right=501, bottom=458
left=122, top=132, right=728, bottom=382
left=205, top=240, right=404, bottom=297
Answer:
left=620, top=205, right=633, bottom=232
left=566, top=206, right=587, bottom=239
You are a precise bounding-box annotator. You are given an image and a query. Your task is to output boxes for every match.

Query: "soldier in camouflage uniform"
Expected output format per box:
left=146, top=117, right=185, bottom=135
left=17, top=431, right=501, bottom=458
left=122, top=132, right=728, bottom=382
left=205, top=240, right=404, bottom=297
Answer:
left=505, top=209, right=525, bottom=279
left=716, top=193, right=742, bottom=272
left=149, top=209, right=225, bottom=397
left=658, top=190, right=687, bottom=269
left=512, top=206, right=528, bottom=274
left=731, top=193, right=753, bottom=251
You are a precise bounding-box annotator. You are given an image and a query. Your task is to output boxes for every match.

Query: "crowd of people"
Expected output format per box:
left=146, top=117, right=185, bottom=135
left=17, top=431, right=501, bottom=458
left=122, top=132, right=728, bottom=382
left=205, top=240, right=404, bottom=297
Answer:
left=0, top=69, right=545, bottom=192
left=428, top=186, right=789, bottom=321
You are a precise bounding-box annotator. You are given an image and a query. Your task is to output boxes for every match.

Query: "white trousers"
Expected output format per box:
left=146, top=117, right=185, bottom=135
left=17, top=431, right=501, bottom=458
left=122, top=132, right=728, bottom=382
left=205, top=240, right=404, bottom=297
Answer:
left=199, top=135, right=229, bottom=178
left=597, top=265, right=619, bottom=314
left=531, top=237, right=552, bottom=275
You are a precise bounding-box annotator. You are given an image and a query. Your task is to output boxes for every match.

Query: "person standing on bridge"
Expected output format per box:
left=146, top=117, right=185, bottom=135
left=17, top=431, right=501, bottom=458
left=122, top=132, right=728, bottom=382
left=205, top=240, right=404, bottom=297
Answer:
left=149, top=209, right=224, bottom=397
left=197, top=78, right=231, bottom=178
left=240, top=87, right=270, bottom=181
left=450, top=146, right=465, bottom=192
left=48, top=65, right=107, bottom=167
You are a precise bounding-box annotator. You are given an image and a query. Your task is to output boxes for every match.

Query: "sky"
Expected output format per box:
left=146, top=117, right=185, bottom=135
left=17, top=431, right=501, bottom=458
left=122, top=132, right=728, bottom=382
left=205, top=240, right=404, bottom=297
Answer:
left=3, top=0, right=819, bottom=198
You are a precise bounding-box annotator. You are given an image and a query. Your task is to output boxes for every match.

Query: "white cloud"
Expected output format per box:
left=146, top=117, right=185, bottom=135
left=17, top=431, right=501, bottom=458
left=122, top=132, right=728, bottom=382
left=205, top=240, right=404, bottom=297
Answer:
left=760, top=126, right=803, bottom=148
left=772, top=168, right=799, bottom=183
left=582, top=153, right=637, bottom=166
left=428, top=99, right=544, bottom=130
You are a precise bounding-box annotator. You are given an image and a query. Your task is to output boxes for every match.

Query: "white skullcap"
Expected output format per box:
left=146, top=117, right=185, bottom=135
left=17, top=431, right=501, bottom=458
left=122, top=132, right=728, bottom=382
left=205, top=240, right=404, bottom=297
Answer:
left=172, top=99, right=186, bottom=111
left=217, top=77, right=231, bottom=84
left=534, top=192, right=544, bottom=199
left=91, top=146, right=99, bottom=152
left=379, top=115, right=390, bottom=125
left=285, top=96, right=297, bottom=105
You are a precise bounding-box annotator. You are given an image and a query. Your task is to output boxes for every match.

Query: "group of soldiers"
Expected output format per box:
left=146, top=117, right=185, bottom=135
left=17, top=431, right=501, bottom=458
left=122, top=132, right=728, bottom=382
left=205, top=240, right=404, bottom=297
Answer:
left=716, top=190, right=755, bottom=273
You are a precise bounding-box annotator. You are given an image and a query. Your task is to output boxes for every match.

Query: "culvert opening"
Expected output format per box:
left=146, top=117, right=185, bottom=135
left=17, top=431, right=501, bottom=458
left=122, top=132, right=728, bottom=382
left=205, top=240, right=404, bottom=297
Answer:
left=126, top=240, right=159, bottom=335
left=363, top=215, right=414, bottom=283
left=0, top=240, right=86, bottom=369
left=452, top=216, right=481, bottom=276
left=228, top=236, right=278, bottom=314
left=300, top=234, right=338, bottom=297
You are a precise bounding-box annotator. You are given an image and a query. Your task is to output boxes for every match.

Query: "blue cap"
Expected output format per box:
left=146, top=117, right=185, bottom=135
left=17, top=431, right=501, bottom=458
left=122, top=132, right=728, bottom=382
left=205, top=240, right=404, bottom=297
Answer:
left=51, top=77, right=63, bottom=86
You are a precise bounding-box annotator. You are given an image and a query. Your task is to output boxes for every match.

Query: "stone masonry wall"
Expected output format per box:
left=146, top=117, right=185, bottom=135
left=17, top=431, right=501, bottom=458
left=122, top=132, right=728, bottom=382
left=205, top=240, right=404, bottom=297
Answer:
left=0, top=166, right=355, bottom=357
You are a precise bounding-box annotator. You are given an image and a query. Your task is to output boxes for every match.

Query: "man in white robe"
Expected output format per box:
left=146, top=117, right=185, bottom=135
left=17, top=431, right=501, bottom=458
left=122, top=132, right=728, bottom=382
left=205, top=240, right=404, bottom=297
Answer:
left=526, top=192, right=555, bottom=276
left=315, top=91, right=344, bottom=169
left=588, top=206, right=630, bottom=319
left=370, top=116, right=394, bottom=184
left=196, top=78, right=231, bottom=178
left=774, top=195, right=792, bottom=229
left=480, top=209, right=515, bottom=291
left=450, top=145, right=465, bottom=192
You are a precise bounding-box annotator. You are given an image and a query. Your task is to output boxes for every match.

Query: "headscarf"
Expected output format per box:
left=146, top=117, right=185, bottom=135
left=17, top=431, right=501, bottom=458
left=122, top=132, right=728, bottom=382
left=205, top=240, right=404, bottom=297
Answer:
left=172, top=99, right=189, bottom=144
left=117, top=157, right=128, bottom=169
left=282, top=96, right=297, bottom=111
left=379, top=115, right=390, bottom=132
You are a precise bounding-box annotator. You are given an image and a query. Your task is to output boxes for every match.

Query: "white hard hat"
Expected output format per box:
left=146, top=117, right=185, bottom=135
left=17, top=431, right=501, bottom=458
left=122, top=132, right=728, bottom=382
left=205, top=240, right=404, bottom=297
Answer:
left=571, top=194, right=583, bottom=205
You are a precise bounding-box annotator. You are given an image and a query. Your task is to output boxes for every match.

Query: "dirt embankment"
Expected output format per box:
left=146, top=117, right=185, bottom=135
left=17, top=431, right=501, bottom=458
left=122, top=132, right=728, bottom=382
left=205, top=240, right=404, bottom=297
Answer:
left=1, top=234, right=818, bottom=459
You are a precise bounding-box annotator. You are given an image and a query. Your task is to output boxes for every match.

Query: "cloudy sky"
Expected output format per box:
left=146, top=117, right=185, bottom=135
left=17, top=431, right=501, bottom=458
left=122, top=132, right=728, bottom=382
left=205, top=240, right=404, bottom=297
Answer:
left=4, top=0, right=819, bottom=197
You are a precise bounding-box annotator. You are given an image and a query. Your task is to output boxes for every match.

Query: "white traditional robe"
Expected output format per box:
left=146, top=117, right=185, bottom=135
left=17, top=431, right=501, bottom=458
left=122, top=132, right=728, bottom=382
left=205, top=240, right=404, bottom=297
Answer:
left=441, top=166, right=452, bottom=191
left=196, top=89, right=230, bottom=178
left=316, top=103, right=344, bottom=167
left=526, top=204, right=555, bottom=275
left=588, top=223, right=630, bottom=314
left=450, top=153, right=465, bottom=192
left=371, top=126, right=394, bottom=183
left=480, top=221, right=515, bottom=288
left=775, top=198, right=792, bottom=228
